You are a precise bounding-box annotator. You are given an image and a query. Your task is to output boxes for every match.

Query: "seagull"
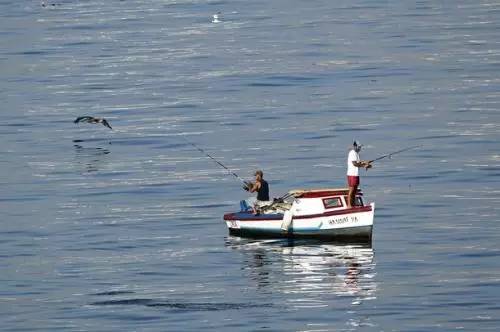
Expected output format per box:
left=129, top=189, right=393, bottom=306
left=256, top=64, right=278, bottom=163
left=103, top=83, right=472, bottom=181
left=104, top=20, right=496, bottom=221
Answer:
left=74, top=116, right=112, bottom=130
left=212, top=12, right=221, bottom=23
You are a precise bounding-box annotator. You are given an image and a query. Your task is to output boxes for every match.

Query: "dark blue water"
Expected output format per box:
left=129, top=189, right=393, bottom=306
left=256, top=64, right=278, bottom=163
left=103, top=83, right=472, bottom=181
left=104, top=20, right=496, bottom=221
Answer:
left=1, top=0, right=499, bottom=331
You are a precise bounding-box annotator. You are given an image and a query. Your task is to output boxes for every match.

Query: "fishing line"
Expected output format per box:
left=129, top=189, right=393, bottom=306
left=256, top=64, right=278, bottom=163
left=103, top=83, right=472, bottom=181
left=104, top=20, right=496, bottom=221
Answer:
left=178, top=134, right=247, bottom=184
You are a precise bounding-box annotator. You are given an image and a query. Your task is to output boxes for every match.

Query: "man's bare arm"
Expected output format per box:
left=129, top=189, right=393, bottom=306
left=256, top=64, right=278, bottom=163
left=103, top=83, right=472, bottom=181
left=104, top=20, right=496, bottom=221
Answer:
left=248, top=181, right=261, bottom=193
left=352, top=160, right=373, bottom=169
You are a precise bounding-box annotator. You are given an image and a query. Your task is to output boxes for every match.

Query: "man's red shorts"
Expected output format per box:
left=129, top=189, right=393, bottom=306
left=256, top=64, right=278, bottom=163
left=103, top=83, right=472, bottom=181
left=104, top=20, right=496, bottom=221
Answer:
left=347, top=176, right=360, bottom=187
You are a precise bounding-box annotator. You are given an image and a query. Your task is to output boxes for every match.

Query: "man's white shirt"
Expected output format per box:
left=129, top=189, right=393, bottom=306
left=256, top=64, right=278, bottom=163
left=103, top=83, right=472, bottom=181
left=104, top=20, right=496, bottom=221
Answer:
left=347, top=149, right=360, bottom=176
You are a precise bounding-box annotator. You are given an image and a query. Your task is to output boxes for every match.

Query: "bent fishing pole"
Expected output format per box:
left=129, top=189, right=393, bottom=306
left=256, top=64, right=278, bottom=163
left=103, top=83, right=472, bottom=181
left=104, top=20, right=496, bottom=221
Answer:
left=178, top=135, right=247, bottom=185
left=369, top=145, right=422, bottom=163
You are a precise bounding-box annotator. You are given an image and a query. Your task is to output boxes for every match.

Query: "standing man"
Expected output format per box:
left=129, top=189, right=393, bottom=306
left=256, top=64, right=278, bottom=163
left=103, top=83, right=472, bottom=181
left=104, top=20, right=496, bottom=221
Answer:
left=347, top=141, right=372, bottom=208
left=244, top=170, right=270, bottom=214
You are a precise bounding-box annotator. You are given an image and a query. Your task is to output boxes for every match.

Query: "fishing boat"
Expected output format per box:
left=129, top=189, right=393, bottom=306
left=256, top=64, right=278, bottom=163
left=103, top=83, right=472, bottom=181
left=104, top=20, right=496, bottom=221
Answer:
left=223, top=188, right=375, bottom=241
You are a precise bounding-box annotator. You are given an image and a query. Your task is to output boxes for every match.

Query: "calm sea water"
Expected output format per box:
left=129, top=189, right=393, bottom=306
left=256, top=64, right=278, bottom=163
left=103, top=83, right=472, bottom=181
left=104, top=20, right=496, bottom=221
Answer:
left=1, top=0, right=500, bottom=331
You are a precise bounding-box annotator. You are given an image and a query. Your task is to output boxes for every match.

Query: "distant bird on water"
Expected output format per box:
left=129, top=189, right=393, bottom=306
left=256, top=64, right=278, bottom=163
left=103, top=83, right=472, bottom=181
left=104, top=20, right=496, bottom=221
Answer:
left=212, top=12, right=221, bottom=23
left=74, top=116, right=112, bottom=130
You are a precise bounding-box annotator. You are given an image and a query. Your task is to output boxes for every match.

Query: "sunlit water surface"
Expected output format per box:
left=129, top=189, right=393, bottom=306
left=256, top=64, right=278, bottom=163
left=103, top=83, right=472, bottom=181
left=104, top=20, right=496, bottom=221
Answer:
left=1, top=0, right=499, bottom=331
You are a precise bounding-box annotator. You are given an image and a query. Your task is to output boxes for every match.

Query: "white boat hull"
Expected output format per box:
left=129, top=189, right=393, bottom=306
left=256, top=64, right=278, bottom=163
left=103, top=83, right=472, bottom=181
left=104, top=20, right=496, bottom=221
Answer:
left=224, top=203, right=375, bottom=241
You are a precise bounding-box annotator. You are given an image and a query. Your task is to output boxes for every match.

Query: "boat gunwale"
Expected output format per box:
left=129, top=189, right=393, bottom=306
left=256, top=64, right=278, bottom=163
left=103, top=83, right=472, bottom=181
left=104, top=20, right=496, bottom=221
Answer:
left=290, top=188, right=363, bottom=198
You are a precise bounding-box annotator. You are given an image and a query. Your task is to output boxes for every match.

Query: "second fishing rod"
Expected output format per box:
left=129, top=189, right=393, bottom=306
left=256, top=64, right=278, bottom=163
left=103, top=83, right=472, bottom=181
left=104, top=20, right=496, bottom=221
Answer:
left=368, top=145, right=422, bottom=163
left=355, top=144, right=422, bottom=171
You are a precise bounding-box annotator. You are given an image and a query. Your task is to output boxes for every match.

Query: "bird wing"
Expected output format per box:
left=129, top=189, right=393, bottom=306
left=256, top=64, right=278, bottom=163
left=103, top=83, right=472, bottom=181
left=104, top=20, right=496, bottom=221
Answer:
left=74, top=116, right=93, bottom=123
left=101, top=119, right=112, bottom=130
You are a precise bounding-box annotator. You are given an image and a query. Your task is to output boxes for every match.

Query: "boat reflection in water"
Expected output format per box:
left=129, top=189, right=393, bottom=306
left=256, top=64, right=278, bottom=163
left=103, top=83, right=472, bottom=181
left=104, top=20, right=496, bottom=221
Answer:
left=225, top=238, right=377, bottom=307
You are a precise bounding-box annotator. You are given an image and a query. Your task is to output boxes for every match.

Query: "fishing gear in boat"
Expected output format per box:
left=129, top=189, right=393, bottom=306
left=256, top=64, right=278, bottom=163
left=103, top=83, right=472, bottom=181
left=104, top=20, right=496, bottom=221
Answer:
left=369, top=145, right=422, bottom=163
left=178, top=135, right=248, bottom=185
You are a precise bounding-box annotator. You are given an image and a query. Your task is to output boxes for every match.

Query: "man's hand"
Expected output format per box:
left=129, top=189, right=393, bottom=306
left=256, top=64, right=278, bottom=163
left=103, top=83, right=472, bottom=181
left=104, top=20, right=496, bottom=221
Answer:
left=363, top=161, right=373, bottom=170
left=243, top=181, right=253, bottom=191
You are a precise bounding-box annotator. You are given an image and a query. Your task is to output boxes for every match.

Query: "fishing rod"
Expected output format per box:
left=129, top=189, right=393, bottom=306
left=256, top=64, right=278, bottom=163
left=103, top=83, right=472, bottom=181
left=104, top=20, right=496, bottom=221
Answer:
left=369, top=145, right=422, bottom=163
left=178, top=135, right=247, bottom=185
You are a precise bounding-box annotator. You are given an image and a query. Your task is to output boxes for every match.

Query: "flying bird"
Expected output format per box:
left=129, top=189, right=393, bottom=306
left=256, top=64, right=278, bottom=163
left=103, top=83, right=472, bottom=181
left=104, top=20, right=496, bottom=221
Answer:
left=74, top=116, right=112, bottom=130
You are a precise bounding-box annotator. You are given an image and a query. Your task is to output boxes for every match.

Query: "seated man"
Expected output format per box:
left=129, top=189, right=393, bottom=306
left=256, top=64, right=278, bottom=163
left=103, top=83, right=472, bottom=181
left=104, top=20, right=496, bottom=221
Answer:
left=244, top=170, right=270, bottom=214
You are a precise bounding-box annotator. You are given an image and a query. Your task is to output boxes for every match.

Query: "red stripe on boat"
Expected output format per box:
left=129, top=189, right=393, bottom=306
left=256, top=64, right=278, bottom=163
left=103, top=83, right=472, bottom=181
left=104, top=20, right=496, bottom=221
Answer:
left=223, top=205, right=372, bottom=221
left=223, top=213, right=283, bottom=221
left=296, top=190, right=362, bottom=198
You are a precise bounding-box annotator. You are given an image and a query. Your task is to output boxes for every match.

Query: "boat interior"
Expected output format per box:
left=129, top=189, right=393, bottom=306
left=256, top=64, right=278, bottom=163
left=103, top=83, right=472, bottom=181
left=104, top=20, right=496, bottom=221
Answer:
left=240, top=188, right=365, bottom=215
